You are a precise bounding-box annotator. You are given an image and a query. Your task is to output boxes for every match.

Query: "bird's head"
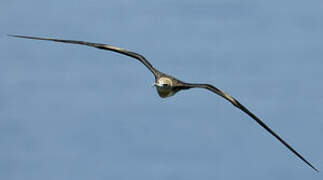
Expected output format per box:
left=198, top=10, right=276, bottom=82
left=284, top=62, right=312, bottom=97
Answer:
left=153, top=77, right=177, bottom=98
left=153, top=77, right=173, bottom=88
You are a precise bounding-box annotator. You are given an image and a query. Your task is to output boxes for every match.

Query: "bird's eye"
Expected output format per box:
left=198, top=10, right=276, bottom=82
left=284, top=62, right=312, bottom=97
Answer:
left=162, top=84, right=169, bottom=87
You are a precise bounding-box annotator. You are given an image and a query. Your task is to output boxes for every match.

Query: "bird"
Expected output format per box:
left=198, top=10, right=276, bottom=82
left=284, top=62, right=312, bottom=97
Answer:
left=8, top=34, right=318, bottom=172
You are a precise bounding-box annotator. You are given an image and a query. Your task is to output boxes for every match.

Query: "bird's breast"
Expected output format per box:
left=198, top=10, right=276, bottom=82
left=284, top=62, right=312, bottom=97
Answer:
left=156, top=87, right=176, bottom=98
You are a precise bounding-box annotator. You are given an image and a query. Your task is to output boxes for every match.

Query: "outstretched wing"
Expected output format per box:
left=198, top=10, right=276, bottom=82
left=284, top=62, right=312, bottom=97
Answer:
left=8, top=34, right=158, bottom=76
left=183, top=83, right=318, bottom=172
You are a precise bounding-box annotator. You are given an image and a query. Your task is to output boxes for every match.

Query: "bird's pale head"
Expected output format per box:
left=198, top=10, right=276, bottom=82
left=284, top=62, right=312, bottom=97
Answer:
left=153, top=77, right=176, bottom=98
left=156, top=77, right=173, bottom=86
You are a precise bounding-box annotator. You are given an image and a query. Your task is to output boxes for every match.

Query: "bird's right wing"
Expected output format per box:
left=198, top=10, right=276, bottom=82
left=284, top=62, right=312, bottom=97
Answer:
left=8, top=34, right=158, bottom=76
left=183, top=83, right=318, bottom=172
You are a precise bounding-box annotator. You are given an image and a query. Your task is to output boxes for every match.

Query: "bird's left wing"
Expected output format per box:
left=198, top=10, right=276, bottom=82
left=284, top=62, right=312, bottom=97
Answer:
left=8, top=34, right=158, bottom=76
left=183, top=83, right=318, bottom=172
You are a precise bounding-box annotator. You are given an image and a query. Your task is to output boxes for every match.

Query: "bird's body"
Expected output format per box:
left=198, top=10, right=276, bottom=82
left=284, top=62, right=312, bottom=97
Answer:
left=154, top=77, right=176, bottom=98
left=153, top=75, right=187, bottom=98
left=8, top=34, right=318, bottom=172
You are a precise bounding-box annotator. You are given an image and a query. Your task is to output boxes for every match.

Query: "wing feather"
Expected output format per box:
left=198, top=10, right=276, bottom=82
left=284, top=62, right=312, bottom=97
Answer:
left=8, top=34, right=158, bottom=75
left=184, top=83, right=318, bottom=172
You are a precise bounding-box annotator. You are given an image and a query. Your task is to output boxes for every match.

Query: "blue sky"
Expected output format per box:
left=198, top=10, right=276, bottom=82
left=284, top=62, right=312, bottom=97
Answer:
left=1, top=0, right=323, bottom=179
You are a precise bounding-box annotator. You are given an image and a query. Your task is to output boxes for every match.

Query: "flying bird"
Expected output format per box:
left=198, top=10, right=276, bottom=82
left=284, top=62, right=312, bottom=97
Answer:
left=8, top=34, right=318, bottom=172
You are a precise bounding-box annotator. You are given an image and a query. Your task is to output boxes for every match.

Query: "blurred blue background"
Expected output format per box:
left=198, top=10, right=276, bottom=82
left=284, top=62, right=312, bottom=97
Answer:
left=1, top=0, right=323, bottom=179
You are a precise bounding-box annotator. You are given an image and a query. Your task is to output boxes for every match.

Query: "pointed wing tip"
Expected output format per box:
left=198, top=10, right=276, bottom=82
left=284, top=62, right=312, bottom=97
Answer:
left=307, top=162, right=319, bottom=172
left=7, top=34, right=24, bottom=38
left=312, top=166, right=319, bottom=173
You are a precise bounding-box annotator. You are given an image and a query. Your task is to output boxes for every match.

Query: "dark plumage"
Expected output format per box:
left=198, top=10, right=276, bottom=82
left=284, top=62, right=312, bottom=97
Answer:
left=8, top=34, right=318, bottom=172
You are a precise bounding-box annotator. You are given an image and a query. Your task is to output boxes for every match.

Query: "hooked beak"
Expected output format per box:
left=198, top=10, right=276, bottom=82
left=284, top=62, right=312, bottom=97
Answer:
left=152, top=82, right=161, bottom=87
